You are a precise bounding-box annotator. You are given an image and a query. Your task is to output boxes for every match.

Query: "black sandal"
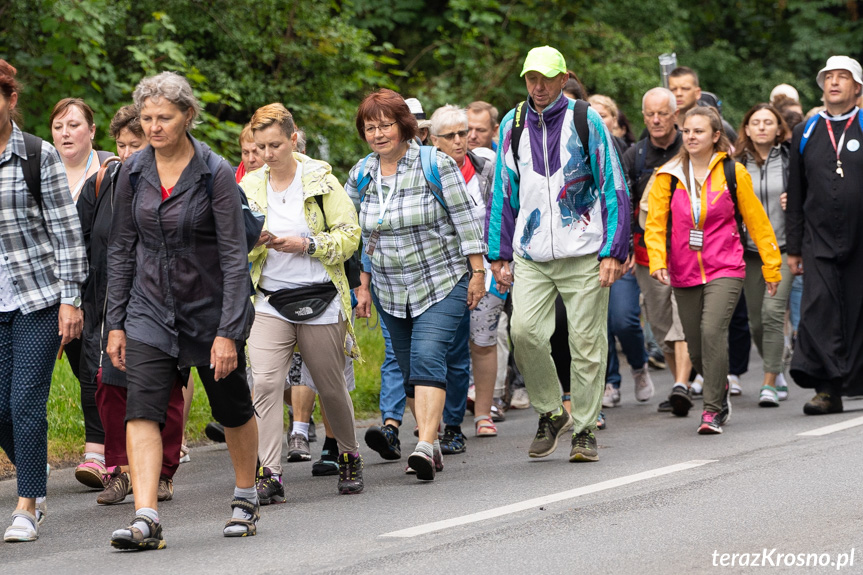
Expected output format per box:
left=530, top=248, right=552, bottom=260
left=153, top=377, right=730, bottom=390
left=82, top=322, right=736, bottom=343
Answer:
left=110, top=515, right=166, bottom=551
left=223, top=497, right=260, bottom=537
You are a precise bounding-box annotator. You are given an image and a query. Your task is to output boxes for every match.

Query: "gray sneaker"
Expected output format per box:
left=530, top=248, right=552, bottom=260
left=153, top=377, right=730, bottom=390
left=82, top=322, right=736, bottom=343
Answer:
left=528, top=409, right=573, bottom=458
left=569, top=429, right=599, bottom=462
left=633, top=363, right=655, bottom=402
left=287, top=433, right=311, bottom=462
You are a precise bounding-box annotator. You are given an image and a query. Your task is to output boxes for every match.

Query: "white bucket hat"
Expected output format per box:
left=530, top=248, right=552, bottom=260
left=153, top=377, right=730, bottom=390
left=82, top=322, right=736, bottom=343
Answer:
left=404, top=97, right=432, bottom=129
left=816, top=55, right=863, bottom=89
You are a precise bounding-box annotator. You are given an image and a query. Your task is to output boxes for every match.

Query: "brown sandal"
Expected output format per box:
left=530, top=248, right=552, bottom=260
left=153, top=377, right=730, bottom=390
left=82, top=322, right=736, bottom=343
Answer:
left=110, top=515, right=166, bottom=551
left=223, top=497, right=260, bottom=537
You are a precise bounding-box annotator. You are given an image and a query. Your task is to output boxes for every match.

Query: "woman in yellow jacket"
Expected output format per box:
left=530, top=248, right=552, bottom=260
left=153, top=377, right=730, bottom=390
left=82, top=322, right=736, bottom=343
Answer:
left=240, top=104, right=364, bottom=498
left=645, top=106, right=781, bottom=435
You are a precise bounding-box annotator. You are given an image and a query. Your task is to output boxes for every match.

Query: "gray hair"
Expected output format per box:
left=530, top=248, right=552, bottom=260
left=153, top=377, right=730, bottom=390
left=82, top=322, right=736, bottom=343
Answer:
left=642, top=87, right=676, bottom=113
left=133, top=71, right=202, bottom=129
left=430, top=105, right=468, bottom=136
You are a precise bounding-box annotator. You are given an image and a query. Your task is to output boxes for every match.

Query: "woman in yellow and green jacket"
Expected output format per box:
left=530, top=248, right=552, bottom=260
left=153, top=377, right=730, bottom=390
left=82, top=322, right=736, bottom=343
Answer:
left=240, top=103, right=365, bottom=497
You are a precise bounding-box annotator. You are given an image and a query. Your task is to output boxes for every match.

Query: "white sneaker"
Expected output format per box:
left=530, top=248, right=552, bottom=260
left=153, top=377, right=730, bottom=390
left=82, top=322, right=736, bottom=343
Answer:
left=633, top=363, right=654, bottom=402
left=602, top=383, right=619, bottom=408
left=509, top=387, right=530, bottom=409
left=775, top=373, right=789, bottom=401
left=728, top=374, right=742, bottom=396
left=691, top=375, right=704, bottom=396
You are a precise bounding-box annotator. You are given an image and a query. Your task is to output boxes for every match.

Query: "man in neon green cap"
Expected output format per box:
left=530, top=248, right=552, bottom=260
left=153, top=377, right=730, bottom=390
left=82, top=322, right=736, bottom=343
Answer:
left=486, top=45, right=630, bottom=463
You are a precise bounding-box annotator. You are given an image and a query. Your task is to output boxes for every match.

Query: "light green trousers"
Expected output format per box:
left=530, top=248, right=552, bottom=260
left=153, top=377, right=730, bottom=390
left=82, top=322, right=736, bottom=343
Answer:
left=511, top=254, right=609, bottom=434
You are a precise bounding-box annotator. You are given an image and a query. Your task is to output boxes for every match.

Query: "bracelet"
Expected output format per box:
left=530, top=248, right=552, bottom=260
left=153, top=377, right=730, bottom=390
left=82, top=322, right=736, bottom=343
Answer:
left=471, top=268, right=486, bottom=276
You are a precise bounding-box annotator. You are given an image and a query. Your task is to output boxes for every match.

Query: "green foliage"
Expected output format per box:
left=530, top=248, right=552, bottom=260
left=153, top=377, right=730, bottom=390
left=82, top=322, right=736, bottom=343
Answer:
left=4, top=0, right=862, bottom=171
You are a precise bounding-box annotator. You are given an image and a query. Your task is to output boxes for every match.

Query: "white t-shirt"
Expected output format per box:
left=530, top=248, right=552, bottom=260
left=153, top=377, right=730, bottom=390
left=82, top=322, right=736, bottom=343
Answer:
left=256, top=163, right=341, bottom=325
left=0, top=264, right=19, bottom=312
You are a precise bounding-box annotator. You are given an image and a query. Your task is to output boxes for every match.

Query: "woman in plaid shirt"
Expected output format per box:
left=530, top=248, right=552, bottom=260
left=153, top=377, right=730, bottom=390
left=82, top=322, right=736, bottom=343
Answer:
left=0, top=60, right=87, bottom=542
left=347, top=89, right=487, bottom=482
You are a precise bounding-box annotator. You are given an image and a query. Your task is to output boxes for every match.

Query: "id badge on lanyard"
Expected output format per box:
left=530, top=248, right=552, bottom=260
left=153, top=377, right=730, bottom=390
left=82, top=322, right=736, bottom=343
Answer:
left=688, top=160, right=704, bottom=251
left=364, top=168, right=399, bottom=256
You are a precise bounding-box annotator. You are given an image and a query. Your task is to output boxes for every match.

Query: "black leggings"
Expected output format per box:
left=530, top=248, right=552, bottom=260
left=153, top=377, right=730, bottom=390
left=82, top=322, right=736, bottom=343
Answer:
left=65, top=338, right=105, bottom=444
left=550, top=295, right=571, bottom=394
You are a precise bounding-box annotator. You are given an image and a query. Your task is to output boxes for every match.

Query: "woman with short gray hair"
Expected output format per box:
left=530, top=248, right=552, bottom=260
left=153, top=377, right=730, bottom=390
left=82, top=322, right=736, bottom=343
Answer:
left=105, top=71, right=259, bottom=549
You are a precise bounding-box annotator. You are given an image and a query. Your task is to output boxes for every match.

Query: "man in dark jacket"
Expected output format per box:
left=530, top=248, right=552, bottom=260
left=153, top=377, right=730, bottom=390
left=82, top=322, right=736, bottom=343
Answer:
left=786, top=55, right=863, bottom=414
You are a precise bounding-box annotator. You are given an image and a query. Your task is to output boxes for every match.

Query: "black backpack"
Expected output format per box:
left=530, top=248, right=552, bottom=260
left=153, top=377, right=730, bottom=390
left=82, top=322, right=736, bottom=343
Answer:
left=20, top=132, right=44, bottom=210
left=509, top=99, right=591, bottom=169
left=314, top=194, right=361, bottom=289
left=667, top=156, right=742, bottom=245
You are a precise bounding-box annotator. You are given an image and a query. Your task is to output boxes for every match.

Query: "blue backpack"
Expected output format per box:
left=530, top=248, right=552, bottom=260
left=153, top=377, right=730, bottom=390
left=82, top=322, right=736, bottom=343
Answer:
left=355, top=145, right=448, bottom=213
left=128, top=152, right=265, bottom=254
left=799, top=112, right=863, bottom=154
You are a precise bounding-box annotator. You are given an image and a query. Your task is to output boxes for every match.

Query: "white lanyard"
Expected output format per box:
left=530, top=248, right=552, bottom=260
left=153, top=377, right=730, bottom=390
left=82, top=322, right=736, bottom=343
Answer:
left=71, top=150, right=95, bottom=201
left=374, top=165, right=400, bottom=226
left=687, top=159, right=702, bottom=226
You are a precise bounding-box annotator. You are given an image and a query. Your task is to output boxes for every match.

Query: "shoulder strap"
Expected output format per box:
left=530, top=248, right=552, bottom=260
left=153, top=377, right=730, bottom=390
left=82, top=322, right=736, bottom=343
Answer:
left=634, top=139, right=648, bottom=176
left=355, top=153, right=374, bottom=202
left=573, top=99, right=591, bottom=155
left=798, top=114, right=821, bottom=155
left=204, top=152, right=224, bottom=199
left=510, top=101, right=527, bottom=169
left=21, top=132, right=43, bottom=208
left=723, top=156, right=745, bottom=238
left=419, top=146, right=448, bottom=213
left=314, top=194, right=329, bottom=231
left=94, top=156, right=122, bottom=199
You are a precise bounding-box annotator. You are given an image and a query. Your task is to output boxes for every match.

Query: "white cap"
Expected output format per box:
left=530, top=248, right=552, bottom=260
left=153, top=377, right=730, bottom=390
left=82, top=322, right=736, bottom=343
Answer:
left=769, top=83, right=799, bottom=104
left=404, top=97, right=432, bottom=129
left=816, top=56, right=863, bottom=89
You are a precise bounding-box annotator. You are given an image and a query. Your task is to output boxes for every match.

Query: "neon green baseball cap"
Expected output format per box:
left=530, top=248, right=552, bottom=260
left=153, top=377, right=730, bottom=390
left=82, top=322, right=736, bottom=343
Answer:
left=520, top=46, right=567, bottom=78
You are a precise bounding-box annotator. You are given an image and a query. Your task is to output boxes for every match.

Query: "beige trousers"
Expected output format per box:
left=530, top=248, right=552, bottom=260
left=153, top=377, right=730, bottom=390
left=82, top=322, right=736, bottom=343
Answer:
left=248, top=312, right=358, bottom=475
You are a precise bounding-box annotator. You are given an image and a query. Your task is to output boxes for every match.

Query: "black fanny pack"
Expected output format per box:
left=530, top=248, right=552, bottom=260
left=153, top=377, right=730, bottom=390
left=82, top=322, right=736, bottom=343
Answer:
left=259, top=283, right=338, bottom=322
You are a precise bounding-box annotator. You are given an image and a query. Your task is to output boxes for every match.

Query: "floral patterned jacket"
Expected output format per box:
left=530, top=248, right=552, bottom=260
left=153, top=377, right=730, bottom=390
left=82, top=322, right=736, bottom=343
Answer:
left=241, top=153, right=362, bottom=360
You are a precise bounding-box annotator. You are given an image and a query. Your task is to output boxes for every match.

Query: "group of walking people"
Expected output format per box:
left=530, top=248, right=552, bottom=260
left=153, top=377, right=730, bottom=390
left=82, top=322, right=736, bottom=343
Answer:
left=0, top=46, right=859, bottom=550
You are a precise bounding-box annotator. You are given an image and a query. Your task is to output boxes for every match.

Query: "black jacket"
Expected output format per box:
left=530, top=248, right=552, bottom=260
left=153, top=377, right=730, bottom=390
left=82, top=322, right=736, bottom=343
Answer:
left=105, top=136, right=253, bottom=369
left=77, top=160, right=125, bottom=385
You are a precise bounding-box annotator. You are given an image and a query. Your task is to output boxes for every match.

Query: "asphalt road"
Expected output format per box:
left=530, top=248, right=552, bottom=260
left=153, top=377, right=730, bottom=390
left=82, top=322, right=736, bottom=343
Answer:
left=3, top=352, right=862, bottom=575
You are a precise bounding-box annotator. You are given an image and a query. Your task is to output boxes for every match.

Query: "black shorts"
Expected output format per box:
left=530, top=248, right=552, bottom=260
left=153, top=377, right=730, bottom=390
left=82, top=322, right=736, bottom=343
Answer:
left=125, top=338, right=254, bottom=428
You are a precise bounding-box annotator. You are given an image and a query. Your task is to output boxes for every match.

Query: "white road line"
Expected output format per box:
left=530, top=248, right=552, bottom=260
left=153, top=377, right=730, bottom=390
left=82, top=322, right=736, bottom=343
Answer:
left=380, top=459, right=717, bottom=539
left=797, top=415, right=863, bottom=437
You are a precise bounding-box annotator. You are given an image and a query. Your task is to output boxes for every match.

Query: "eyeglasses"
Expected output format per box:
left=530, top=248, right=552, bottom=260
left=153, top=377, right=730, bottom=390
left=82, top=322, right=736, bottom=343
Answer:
left=436, top=129, right=469, bottom=141
left=364, top=122, right=397, bottom=135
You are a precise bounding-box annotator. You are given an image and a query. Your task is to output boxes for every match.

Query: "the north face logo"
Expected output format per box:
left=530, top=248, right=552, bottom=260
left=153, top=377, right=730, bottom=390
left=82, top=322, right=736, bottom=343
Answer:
left=295, top=306, right=314, bottom=316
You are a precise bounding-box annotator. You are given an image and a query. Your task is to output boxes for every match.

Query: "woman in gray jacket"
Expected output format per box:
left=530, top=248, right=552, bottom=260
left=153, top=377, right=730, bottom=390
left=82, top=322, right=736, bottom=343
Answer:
left=734, top=103, right=793, bottom=407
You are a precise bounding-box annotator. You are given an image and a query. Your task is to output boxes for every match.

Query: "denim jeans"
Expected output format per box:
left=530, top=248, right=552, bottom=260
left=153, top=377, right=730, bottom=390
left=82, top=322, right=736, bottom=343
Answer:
left=606, top=270, right=647, bottom=388
left=376, top=303, right=408, bottom=424
left=373, top=275, right=469, bottom=398
left=789, top=275, right=803, bottom=332
left=443, top=308, right=471, bottom=427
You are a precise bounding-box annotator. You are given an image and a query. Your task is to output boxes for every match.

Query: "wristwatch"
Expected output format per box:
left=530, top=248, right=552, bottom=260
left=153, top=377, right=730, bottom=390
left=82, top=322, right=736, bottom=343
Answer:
left=307, top=237, right=317, bottom=255
left=61, top=296, right=82, bottom=308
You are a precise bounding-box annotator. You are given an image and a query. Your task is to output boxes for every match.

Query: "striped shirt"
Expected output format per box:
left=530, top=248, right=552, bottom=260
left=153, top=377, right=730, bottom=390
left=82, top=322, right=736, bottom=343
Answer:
left=0, top=123, right=87, bottom=313
left=345, top=141, right=486, bottom=318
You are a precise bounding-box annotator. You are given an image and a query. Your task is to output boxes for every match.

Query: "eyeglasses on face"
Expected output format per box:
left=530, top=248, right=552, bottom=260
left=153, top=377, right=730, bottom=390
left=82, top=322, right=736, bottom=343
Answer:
left=436, top=129, right=469, bottom=141
left=364, top=122, right=397, bottom=135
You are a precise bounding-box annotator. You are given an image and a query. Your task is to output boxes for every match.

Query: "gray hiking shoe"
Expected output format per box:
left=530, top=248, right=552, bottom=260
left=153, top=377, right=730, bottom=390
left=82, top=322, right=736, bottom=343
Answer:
left=287, top=433, right=311, bottom=462
left=528, top=409, right=574, bottom=458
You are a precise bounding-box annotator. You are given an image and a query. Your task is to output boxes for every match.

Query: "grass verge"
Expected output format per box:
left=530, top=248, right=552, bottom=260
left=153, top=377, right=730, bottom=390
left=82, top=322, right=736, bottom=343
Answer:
left=0, top=311, right=385, bottom=473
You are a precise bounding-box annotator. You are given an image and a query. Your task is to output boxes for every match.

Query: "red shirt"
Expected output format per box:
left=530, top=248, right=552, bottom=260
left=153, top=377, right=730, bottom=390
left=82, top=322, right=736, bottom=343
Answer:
left=460, top=154, right=476, bottom=183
